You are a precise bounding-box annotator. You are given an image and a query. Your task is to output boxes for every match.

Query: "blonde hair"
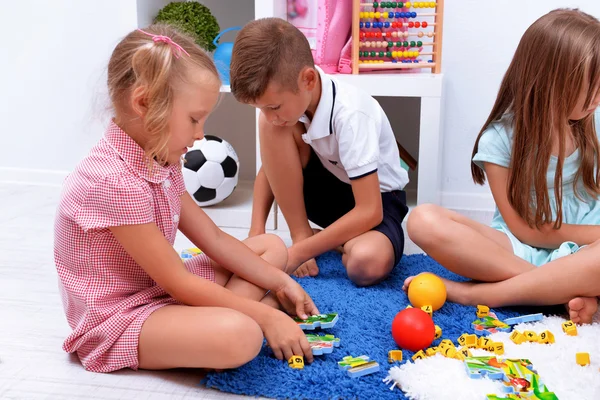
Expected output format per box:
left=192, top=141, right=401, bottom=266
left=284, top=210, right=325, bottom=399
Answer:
left=471, top=9, right=600, bottom=228
left=230, top=18, right=315, bottom=104
left=108, top=24, right=219, bottom=164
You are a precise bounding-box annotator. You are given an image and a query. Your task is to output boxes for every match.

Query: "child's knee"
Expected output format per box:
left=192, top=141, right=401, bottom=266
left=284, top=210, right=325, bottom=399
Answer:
left=407, top=204, right=443, bottom=243
left=345, top=245, right=392, bottom=286
left=221, top=312, right=264, bottom=367
left=261, top=233, right=288, bottom=269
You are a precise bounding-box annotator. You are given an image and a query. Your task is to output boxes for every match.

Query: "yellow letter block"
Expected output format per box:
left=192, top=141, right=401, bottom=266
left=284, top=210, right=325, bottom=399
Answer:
left=476, top=304, right=490, bottom=318
left=458, top=346, right=472, bottom=358
left=412, top=350, right=427, bottom=362
left=458, top=333, right=478, bottom=348
left=441, top=346, right=457, bottom=358
left=576, top=352, right=590, bottom=366
left=562, top=320, right=578, bottom=336
left=434, top=325, right=442, bottom=340
left=388, top=350, right=403, bottom=363
left=288, top=355, right=304, bottom=369
left=478, top=336, right=492, bottom=349
left=523, top=330, right=539, bottom=342
left=510, top=330, right=526, bottom=345
left=421, top=305, right=433, bottom=317
left=537, top=330, right=555, bottom=344
left=492, top=342, right=504, bottom=355
left=439, top=339, right=455, bottom=350
left=425, top=347, right=437, bottom=357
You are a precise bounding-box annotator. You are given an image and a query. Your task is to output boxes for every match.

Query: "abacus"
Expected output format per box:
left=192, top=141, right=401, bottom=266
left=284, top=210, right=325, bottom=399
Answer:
left=351, top=0, right=444, bottom=73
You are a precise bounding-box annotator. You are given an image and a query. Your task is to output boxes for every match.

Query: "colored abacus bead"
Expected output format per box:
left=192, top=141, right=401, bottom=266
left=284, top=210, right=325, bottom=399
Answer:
left=418, top=31, right=424, bottom=37
left=369, top=11, right=375, bottom=18
left=417, top=40, right=422, bottom=46
left=365, top=22, right=371, bottom=28
left=408, top=22, right=414, bottom=28
left=411, top=12, right=417, bottom=17
left=405, top=2, right=411, bottom=7
left=385, top=22, right=390, bottom=28
left=373, top=1, right=379, bottom=7
left=422, top=21, right=428, bottom=27
left=395, top=12, right=402, bottom=18
left=386, top=51, right=392, bottom=57
left=410, top=41, right=416, bottom=47
left=415, top=21, right=421, bottom=28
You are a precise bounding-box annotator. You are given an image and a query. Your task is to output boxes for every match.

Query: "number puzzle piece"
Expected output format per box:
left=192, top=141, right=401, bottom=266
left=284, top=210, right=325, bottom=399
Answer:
left=479, top=336, right=493, bottom=350
left=492, top=342, right=504, bottom=355
left=458, top=346, right=472, bottom=358
left=421, top=304, right=433, bottom=316
left=510, top=330, right=526, bottom=345
left=425, top=347, right=437, bottom=357
left=523, top=331, right=538, bottom=342
left=441, top=346, right=457, bottom=358
left=576, top=353, right=590, bottom=366
left=412, top=350, right=427, bottom=361
left=458, top=333, right=478, bottom=348
left=288, top=355, right=304, bottom=369
left=476, top=305, right=490, bottom=318
left=306, top=333, right=340, bottom=355
left=439, top=339, right=454, bottom=350
left=294, top=313, right=339, bottom=330
left=562, top=320, right=578, bottom=336
left=387, top=350, right=403, bottom=363
left=434, top=325, right=442, bottom=340
left=537, top=330, right=555, bottom=344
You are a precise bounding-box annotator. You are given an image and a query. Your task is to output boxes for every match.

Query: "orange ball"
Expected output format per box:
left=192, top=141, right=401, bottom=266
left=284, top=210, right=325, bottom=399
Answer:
left=407, top=272, right=447, bottom=311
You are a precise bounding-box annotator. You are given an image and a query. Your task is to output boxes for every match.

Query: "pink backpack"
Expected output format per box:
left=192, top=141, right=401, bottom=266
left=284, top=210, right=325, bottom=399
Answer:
left=312, top=0, right=353, bottom=74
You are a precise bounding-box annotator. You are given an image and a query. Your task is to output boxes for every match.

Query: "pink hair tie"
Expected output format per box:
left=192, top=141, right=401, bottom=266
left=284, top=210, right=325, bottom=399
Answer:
left=137, top=29, right=190, bottom=58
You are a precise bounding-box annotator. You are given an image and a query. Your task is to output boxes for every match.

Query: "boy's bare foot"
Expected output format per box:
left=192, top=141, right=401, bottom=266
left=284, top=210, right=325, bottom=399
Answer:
left=293, top=258, right=319, bottom=278
left=567, top=297, right=598, bottom=324
left=402, top=274, right=475, bottom=305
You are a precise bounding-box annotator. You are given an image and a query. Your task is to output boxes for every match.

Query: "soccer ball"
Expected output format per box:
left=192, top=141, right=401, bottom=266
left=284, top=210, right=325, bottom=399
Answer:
left=182, top=135, right=239, bottom=206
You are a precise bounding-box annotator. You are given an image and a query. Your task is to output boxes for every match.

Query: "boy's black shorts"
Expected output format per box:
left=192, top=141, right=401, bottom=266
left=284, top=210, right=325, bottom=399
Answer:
left=302, top=150, right=409, bottom=266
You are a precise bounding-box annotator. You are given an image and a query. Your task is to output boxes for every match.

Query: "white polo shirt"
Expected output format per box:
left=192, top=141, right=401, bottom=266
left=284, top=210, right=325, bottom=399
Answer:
left=299, top=67, right=409, bottom=192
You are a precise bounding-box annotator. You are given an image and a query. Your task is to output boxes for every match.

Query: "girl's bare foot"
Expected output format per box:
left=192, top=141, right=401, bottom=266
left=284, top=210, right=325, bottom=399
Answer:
left=402, top=274, right=475, bottom=305
left=567, top=297, right=598, bottom=324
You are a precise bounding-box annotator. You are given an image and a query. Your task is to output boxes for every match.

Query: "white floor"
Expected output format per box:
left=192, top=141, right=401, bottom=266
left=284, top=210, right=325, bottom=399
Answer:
left=0, top=183, right=486, bottom=399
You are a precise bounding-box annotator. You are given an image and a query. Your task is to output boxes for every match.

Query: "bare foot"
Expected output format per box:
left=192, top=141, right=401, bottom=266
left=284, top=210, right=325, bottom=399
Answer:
left=293, top=258, right=319, bottom=278
left=402, top=273, right=476, bottom=305
left=567, top=297, right=598, bottom=324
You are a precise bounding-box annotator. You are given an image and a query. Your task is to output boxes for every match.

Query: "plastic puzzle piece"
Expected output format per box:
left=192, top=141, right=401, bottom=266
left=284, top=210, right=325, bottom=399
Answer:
left=472, top=311, right=511, bottom=336
left=434, top=325, right=442, bottom=339
left=425, top=347, right=437, bottom=357
left=287, top=355, right=304, bottom=369
left=387, top=350, right=403, bottom=363
left=439, top=339, right=455, bottom=349
left=493, top=342, right=505, bottom=355
left=576, top=352, right=590, bottom=366
left=503, top=313, right=543, bottom=326
left=306, top=333, right=340, bottom=355
left=421, top=304, right=433, bottom=316
left=180, top=247, right=203, bottom=259
left=458, top=333, right=479, bottom=348
left=294, top=313, right=338, bottom=330
left=465, top=357, right=557, bottom=400
left=523, top=331, right=539, bottom=342
left=347, top=361, right=380, bottom=378
left=338, top=355, right=370, bottom=370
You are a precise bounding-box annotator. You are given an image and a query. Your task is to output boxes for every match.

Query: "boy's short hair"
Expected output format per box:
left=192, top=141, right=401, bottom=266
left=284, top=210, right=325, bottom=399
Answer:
left=230, top=18, right=315, bottom=104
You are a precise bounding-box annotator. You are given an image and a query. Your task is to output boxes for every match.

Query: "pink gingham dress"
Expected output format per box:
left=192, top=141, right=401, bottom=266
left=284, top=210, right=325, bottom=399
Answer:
left=54, top=121, right=215, bottom=373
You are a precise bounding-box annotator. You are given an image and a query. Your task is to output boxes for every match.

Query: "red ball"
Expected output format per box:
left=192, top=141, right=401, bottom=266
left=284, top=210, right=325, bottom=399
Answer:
left=391, top=308, right=435, bottom=352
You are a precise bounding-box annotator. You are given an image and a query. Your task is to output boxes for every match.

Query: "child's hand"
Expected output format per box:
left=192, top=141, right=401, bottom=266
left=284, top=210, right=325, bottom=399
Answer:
left=261, top=310, right=314, bottom=363
left=274, top=279, right=319, bottom=319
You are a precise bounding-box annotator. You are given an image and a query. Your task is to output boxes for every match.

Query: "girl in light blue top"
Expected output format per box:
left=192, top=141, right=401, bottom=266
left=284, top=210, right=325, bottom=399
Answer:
left=405, top=8, right=600, bottom=324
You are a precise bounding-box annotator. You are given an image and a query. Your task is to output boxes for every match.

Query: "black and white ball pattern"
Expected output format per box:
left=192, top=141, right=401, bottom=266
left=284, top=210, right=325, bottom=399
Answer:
left=182, top=135, right=239, bottom=207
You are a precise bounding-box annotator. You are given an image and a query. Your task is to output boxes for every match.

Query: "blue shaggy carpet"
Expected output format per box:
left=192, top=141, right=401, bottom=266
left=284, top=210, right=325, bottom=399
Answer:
left=202, top=253, right=555, bottom=400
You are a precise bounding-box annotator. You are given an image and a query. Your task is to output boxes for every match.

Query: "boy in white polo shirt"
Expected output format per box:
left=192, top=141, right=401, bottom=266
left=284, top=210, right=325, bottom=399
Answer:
left=230, top=18, right=409, bottom=287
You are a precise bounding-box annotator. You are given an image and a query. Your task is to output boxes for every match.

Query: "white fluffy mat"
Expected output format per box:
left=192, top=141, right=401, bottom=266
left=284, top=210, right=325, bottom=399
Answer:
left=385, top=315, right=600, bottom=400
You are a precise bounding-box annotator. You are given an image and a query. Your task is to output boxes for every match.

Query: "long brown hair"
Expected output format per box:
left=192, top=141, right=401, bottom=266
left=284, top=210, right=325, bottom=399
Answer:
left=471, top=9, right=600, bottom=228
left=107, top=24, right=219, bottom=165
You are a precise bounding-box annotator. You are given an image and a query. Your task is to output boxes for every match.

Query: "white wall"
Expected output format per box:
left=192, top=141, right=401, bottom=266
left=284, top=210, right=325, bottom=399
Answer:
left=0, top=0, right=138, bottom=185
left=440, top=0, right=600, bottom=210
left=2, top=0, right=600, bottom=210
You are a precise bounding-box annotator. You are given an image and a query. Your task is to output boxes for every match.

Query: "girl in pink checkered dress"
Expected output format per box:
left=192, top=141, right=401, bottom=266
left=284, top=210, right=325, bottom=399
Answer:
left=54, top=25, right=320, bottom=373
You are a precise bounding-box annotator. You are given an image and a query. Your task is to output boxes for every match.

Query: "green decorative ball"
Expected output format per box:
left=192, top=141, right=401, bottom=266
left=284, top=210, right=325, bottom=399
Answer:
left=154, top=1, right=220, bottom=51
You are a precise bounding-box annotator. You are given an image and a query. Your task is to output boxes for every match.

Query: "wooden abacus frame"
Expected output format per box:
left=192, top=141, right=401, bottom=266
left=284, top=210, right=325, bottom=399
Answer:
left=351, top=0, right=444, bottom=74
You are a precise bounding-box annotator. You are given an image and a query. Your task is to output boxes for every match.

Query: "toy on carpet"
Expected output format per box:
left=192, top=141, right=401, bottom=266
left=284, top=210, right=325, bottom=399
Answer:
left=338, top=355, right=380, bottom=378
left=288, top=355, right=304, bottom=369
left=306, top=333, right=340, bottom=355
left=294, top=313, right=339, bottom=330
left=388, top=350, right=403, bottom=363
left=472, top=310, right=511, bottom=336
left=391, top=307, right=435, bottom=352
left=503, top=313, right=544, bottom=325
left=464, top=356, right=558, bottom=400
left=407, top=272, right=447, bottom=311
